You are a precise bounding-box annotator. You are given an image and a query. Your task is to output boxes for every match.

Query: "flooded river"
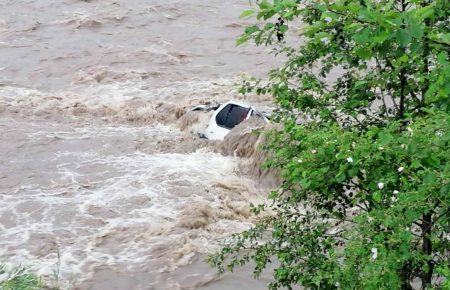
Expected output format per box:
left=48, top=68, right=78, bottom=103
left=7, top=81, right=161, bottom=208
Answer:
left=0, top=0, right=276, bottom=289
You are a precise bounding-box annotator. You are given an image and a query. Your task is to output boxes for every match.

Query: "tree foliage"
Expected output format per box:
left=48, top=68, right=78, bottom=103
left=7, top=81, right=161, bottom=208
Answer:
left=210, top=0, right=449, bottom=289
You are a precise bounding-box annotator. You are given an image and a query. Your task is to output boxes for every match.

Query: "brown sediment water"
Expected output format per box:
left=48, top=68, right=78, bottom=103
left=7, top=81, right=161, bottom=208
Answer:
left=214, top=117, right=280, bottom=189
left=0, top=0, right=279, bottom=289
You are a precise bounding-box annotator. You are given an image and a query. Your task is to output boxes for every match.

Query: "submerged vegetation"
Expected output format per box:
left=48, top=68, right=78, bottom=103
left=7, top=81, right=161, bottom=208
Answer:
left=211, top=0, right=449, bottom=289
left=0, top=253, right=63, bottom=290
left=0, top=264, right=42, bottom=290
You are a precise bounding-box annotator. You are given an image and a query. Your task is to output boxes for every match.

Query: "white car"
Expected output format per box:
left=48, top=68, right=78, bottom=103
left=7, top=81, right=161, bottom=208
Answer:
left=202, top=100, right=269, bottom=140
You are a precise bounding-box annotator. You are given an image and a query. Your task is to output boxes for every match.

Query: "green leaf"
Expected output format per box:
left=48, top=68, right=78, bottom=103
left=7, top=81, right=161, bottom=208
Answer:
left=411, top=160, right=421, bottom=169
left=437, top=52, right=447, bottom=64
left=378, top=132, right=393, bottom=144
left=301, top=179, right=311, bottom=189
left=399, top=55, right=409, bottom=63
left=244, top=25, right=260, bottom=34
left=373, top=191, right=382, bottom=202
left=355, top=48, right=371, bottom=59
left=269, top=190, right=279, bottom=199
left=335, top=172, right=346, bottom=183
left=259, top=0, right=273, bottom=10
left=355, top=80, right=368, bottom=88
left=439, top=33, right=450, bottom=45
left=396, top=30, right=412, bottom=46
left=239, top=9, right=255, bottom=19
left=407, top=20, right=424, bottom=39
left=372, top=30, right=390, bottom=43
left=236, top=35, right=249, bottom=46
left=416, top=5, right=435, bottom=20
left=282, top=0, right=297, bottom=8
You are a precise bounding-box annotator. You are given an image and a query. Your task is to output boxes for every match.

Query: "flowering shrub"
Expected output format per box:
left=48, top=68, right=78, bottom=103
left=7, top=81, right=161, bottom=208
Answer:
left=210, top=0, right=449, bottom=289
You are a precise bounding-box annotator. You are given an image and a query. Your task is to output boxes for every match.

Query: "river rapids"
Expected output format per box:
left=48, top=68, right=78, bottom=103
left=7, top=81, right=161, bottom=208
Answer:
left=0, top=0, right=277, bottom=289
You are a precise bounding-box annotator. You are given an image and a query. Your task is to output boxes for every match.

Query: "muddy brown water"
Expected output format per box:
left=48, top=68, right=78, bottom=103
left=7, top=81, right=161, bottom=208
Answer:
left=0, top=0, right=279, bottom=289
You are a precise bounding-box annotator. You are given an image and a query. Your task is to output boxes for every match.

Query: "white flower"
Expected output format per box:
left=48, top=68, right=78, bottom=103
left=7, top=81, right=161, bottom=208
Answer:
left=391, top=196, right=398, bottom=202
left=320, top=37, right=330, bottom=45
left=324, top=17, right=332, bottom=23
left=444, top=232, right=450, bottom=241
left=393, top=190, right=399, bottom=195
left=407, top=127, right=413, bottom=133
left=378, top=147, right=384, bottom=150
left=311, top=149, right=317, bottom=154
left=335, top=282, right=340, bottom=287
left=398, top=167, right=404, bottom=172
left=346, top=157, right=353, bottom=163
left=297, top=159, right=303, bottom=163
left=371, top=247, right=378, bottom=260
left=377, top=182, right=384, bottom=189
left=401, top=144, right=407, bottom=149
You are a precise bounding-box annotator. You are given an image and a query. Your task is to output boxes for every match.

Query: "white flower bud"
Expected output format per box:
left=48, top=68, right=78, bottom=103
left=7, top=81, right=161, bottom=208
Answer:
left=320, top=37, right=330, bottom=45
left=371, top=248, right=378, bottom=260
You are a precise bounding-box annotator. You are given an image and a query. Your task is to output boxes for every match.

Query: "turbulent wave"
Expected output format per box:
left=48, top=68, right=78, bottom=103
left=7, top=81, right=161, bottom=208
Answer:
left=215, top=117, right=280, bottom=189
left=0, top=116, right=267, bottom=288
left=1, top=77, right=245, bottom=121
left=0, top=0, right=277, bottom=289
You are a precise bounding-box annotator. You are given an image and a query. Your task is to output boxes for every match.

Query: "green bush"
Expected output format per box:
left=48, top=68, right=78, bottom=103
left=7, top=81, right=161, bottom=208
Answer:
left=210, top=0, right=449, bottom=289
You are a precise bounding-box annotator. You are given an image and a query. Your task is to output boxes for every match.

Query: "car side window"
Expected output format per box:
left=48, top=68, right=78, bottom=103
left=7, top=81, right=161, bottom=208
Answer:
left=216, top=104, right=249, bottom=129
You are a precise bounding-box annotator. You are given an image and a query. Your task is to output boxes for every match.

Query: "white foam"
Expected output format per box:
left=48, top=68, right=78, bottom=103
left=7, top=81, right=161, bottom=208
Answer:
left=0, top=119, right=264, bottom=283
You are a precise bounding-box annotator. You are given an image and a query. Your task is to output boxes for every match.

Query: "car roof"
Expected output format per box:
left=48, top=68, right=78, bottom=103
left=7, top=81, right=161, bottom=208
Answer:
left=222, top=100, right=252, bottom=109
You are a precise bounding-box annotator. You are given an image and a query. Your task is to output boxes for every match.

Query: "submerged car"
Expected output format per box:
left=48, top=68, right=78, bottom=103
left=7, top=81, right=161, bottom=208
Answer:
left=195, top=100, right=269, bottom=140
